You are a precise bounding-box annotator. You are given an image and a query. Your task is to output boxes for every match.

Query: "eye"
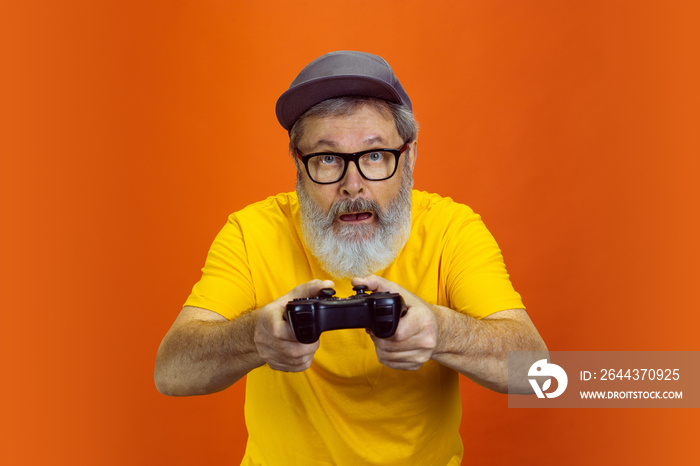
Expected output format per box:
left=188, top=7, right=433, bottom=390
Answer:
left=366, top=152, right=384, bottom=162
left=320, top=155, right=340, bottom=165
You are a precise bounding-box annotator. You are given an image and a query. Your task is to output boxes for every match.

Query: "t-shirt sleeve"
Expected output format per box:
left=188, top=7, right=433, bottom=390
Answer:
left=442, top=205, right=524, bottom=319
left=183, top=214, right=256, bottom=320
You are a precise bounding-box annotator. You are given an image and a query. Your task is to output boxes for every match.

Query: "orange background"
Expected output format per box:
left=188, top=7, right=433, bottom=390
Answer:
left=1, top=1, right=698, bottom=464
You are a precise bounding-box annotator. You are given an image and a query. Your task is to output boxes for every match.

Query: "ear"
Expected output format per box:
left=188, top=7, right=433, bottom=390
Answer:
left=407, top=140, right=418, bottom=173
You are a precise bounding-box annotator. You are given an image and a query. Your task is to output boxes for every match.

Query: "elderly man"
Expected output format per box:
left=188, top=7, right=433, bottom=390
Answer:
left=155, top=50, right=547, bottom=465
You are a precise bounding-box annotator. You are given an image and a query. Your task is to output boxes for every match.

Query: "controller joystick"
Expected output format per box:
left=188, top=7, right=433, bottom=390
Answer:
left=285, top=285, right=406, bottom=344
left=352, top=285, right=368, bottom=294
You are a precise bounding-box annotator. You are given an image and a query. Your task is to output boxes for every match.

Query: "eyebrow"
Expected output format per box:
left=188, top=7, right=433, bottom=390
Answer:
left=311, top=136, right=388, bottom=152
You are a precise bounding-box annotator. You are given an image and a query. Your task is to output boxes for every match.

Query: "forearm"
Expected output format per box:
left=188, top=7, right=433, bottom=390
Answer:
left=430, top=306, right=548, bottom=393
left=155, top=309, right=264, bottom=396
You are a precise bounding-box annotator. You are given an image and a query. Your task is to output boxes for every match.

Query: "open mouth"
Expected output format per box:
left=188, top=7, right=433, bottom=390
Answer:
left=338, top=212, right=374, bottom=222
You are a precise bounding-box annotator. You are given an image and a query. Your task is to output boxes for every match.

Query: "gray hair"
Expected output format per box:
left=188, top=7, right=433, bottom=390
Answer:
left=289, top=96, right=418, bottom=155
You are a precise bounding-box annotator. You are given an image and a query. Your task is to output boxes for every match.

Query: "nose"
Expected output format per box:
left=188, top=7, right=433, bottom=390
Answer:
left=340, top=160, right=365, bottom=197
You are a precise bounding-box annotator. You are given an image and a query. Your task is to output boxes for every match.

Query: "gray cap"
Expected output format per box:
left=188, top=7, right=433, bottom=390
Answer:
left=275, top=50, right=412, bottom=131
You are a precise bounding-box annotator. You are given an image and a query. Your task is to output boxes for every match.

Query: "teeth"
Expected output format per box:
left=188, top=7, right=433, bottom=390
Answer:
left=339, top=212, right=373, bottom=221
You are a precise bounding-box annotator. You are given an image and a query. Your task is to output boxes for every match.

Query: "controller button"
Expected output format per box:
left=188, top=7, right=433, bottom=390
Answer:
left=375, top=305, right=393, bottom=316
left=296, top=311, right=313, bottom=322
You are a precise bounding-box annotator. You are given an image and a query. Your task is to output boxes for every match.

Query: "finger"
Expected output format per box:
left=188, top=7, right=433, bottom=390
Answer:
left=274, top=317, right=300, bottom=342
left=351, top=276, right=417, bottom=307
left=372, top=315, right=421, bottom=344
left=375, top=348, right=431, bottom=370
left=268, top=279, right=335, bottom=327
left=259, top=305, right=301, bottom=342
left=268, top=339, right=320, bottom=359
left=286, top=279, right=336, bottom=301
left=372, top=333, right=420, bottom=351
left=351, top=275, right=387, bottom=293
left=267, top=361, right=312, bottom=372
left=264, top=352, right=316, bottom=372
left=257, top=338, right=319, bottom=368
left=393, top=311, right=430, bottom=340
left=377, top=360, right=425, bottom=371
left=372, top=323, right=436, bottom=350
left=276, top=341, right=319, bottom=369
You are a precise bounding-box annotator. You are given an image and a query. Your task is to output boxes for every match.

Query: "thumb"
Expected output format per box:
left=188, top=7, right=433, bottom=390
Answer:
left=286, top=279, right=336, bottom=301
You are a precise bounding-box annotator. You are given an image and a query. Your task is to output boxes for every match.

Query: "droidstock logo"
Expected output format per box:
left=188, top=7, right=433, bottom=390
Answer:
left=528, top=359, right=568, bottom=398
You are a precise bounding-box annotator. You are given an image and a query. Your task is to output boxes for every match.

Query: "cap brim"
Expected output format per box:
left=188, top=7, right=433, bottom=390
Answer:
left=275, top=75, right=405, bottom=131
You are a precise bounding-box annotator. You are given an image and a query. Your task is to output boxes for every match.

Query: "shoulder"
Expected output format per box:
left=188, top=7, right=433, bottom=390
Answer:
left=411, top=190, right=481, bottom=225
left=212, top=192, right=299, bottom=245
left=409, top=190, right=494, bottom=254
left=229, top=192, right=299, bottom=226
left=234, top=191, right=298, bottom=217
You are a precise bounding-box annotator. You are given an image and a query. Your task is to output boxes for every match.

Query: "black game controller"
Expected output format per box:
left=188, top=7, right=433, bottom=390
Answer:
left=285, top=285, right=407, bottom=344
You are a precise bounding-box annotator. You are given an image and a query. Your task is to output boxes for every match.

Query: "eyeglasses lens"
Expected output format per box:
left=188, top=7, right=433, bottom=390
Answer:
left=307, top=151, right=396, bottom=183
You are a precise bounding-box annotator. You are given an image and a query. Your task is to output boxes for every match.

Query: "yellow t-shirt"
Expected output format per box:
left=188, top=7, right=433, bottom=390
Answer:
left=185, top=190, right=524, bottom=466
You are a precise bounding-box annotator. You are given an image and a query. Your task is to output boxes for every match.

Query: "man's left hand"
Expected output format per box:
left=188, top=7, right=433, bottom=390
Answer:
left=351, top=275, right=438, bottom=371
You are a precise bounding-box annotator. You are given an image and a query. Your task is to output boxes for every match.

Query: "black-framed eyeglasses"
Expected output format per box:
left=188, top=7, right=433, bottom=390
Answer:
left=295, top=143, right=409, bottom=184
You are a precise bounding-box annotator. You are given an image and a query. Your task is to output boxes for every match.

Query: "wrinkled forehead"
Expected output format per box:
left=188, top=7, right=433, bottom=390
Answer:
left=290, top=97, right=401, bottom=146
left=297, top=105, right=401, bottom=152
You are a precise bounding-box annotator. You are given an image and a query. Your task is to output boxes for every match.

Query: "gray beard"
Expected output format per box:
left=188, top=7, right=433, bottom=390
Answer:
left=297, top=172, right=413, bottom=279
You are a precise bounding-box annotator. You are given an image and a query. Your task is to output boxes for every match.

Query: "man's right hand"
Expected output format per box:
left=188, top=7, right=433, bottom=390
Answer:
left=254, top=279, right=334, bottom=372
